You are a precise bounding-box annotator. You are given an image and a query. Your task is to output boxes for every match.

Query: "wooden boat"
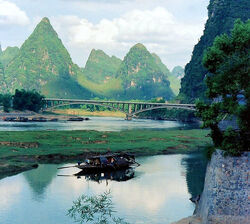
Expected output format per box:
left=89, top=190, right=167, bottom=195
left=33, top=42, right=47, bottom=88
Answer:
left=67, top=117, right=84, bottom=121
left=31, top=117, right=47, bottom=122
left=58, top=153, right=140, bottom=174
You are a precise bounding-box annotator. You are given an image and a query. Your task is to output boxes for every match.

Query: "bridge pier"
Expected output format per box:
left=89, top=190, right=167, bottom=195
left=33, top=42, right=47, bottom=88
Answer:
left=126, top=114, right=133, bottom=121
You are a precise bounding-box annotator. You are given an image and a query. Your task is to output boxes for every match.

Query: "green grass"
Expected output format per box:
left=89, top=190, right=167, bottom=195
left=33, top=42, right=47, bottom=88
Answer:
left=0, top=129, right=211, bottom=158
left=0, top=129, right=211, bottom=178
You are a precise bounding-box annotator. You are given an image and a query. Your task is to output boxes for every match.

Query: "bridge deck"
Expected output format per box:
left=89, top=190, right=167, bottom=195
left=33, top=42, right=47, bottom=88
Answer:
left=44, top=98, right=196, bottom=107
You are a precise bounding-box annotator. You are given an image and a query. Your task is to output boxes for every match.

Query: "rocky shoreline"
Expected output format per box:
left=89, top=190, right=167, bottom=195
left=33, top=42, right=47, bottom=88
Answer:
left=172, top=150, right=250, bottom=224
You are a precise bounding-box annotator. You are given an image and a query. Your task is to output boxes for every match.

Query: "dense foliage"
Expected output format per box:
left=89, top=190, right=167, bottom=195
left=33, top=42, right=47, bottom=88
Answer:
left=196, top=19, right=250, bottom=155
left=78, top=45, right=180, bottom=100
left=116, top=43, right=174, bottom=100
left=152, top=54, right=183, bottom=95
left=83, top=49, right=122, bottom=83
left=12, top=89, right=45, bottom=112
left=0, top=94, right=12, bottom=112
left=180, top=0, right=250, bottom=103
left=0, top=17, right=182, bottom=101
left=0, top=46, right=19, bottom=68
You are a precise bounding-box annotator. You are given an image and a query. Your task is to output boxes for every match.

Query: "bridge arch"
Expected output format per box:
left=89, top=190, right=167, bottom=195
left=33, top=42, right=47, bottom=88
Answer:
left=43, top=98, right=196, bottom=120
left=131, top=105, right=196, bottom=116
left=44, top=102, right=129, bottom=116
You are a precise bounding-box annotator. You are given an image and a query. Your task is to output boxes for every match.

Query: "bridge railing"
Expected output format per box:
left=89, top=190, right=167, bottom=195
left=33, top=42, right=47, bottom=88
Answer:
left=44, top=98, right=196, bottom=108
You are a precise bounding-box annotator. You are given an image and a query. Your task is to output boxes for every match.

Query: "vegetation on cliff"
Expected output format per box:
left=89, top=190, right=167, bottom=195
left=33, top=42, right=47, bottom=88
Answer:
left=0, top=46, right=19, bottom=68
left=151, top=54, right=183, bottom=95
left=83, top=49, right=122, bottom=83
left=180, top=0, right=250, bottom=103
left=116, top=43, right=174, bottom=100
left=4, top=17, right=93, bottom=99
left=196, top=19, right=250, bottom=155
left=0, top=18, right=182, bottom=101
left=78, top=45, right=179, bottom=100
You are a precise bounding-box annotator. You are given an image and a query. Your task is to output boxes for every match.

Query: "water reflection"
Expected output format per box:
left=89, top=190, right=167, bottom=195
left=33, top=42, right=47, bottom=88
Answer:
left=0, top=154, right=206, bottom=224
left=0, top=117, right=189, bottom=132
left=23, top=164, right=58, bottom=201
left=75, top=168, right=135, bottom=183
left=181, top=153, right=207, bottom=198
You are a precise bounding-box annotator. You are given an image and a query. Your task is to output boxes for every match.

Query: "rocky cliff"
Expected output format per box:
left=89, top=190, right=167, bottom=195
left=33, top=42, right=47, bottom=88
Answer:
left=179, top=0, right=250, bottom=102
left=196, top=150, right=249, bottom=223
left=172, top=150, right=250, bottom=224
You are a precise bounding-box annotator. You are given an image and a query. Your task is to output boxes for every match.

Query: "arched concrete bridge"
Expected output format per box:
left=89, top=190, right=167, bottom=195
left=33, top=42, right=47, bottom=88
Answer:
left=43, top=98, right=196, bottom=120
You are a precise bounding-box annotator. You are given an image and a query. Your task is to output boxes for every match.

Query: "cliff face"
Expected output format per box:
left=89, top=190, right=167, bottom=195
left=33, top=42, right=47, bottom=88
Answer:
left=195, top=150, right=250, bottom=224
left=180, top=0, right=250, bottom=102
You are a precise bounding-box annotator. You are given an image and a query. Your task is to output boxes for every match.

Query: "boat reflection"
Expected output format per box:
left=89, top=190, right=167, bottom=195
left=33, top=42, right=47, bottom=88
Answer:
left=75, top=168, right=135, bottom=183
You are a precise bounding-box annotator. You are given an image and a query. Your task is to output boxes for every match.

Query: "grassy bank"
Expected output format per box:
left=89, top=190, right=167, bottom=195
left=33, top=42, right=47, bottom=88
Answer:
left=51, top=108, right=126, bottom=118
left=0, top=129, right=211, bottom=179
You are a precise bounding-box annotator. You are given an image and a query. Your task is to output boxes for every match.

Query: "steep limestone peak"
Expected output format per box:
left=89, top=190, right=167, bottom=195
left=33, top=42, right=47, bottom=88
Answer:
left=41, top=17, right=50, bottom=24
left=130, top=43, right=147, bottom=51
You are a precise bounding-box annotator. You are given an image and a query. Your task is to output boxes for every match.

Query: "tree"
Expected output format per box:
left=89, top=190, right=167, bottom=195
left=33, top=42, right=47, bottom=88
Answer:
left=13, top=89, right=45, bottom=112
left=196, top=19, right=250, bottom=155
left=0, top=94, right=12, bottom=112
left=68, top=191, right=129, bottom=224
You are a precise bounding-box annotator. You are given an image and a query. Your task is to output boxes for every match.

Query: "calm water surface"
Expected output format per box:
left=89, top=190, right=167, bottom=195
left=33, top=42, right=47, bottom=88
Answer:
left=0, top=154, right=207, bottom=224
left=0, top=116, right=196, bottom=131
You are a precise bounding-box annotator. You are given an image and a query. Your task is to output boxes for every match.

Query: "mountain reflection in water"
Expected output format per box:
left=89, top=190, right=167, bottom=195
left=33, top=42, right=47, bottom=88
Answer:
left=0, top=154, right=207, bottom=224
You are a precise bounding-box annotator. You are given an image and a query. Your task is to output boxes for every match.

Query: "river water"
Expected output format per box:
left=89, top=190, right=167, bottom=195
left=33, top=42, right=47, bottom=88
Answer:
left=0, top=117, right=206, bottom=223
left=0, top=116, right=198, bottom=131
left=0, top=153, right=206, bottom=224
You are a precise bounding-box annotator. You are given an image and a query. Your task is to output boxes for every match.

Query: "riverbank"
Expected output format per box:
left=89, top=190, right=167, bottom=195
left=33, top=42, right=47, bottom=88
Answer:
left=0, top=129, right=211, bottom=179
left=51, top=108, right=126, bottom=118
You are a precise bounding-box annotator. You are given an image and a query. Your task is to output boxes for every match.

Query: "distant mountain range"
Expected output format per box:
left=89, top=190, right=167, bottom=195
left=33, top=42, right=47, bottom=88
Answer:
left=0, top=17, right=183, bottom=100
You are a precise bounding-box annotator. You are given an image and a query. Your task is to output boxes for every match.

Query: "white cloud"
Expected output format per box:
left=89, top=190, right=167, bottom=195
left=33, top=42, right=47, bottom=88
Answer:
left=0, top=0, right=30, bottom=26
left=52, top=7, right=205, bottom=68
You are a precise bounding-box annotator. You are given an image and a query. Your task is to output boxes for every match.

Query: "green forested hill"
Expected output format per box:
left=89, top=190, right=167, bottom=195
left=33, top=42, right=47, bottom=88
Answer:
left=151, top=53, right=183, bottom=95
left=1, top=18, right=179, bottom=100
left=83, top=49, right=122, bottom=83
left=116, top=43, right=174, bottom=100
left=0, top=46, right=19, bottom=68
left=180, top=0, right=250, bottom=102
left=0, top=61, right=6, bottom=91
left=4, top=17, right=93, bottom=98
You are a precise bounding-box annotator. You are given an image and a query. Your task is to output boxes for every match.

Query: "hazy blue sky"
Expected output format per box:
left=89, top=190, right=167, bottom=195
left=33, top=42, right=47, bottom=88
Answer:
left=0, top=0, right=209, bottom=69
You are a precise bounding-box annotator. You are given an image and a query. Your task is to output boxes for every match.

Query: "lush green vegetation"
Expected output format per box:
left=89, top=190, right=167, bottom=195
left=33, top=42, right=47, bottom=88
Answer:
left=0, top=89, right=45, bottom=112
left=0, top=46, right=19, bottom=68
left=0, top=129, right=211, bottom=178
left=116, top=43, right=174, bottom=100
left=152, top=54, right=183, bottom=95
left=83, top=49, right=122, bottom=84
left=179, top=0, right=250, bottom=103
left=0, top=93, right=12, bottom=112
left=196, top=19, right=250, bottom=155
left=0, top=129, right=211, bottom=158
left=0, top=17, right=182, bottom=101
left=12, top=89, right=45, bottom=112
left=68, top=191, right=129, bottom=224
left=3, top=17, right=92, bottom=99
